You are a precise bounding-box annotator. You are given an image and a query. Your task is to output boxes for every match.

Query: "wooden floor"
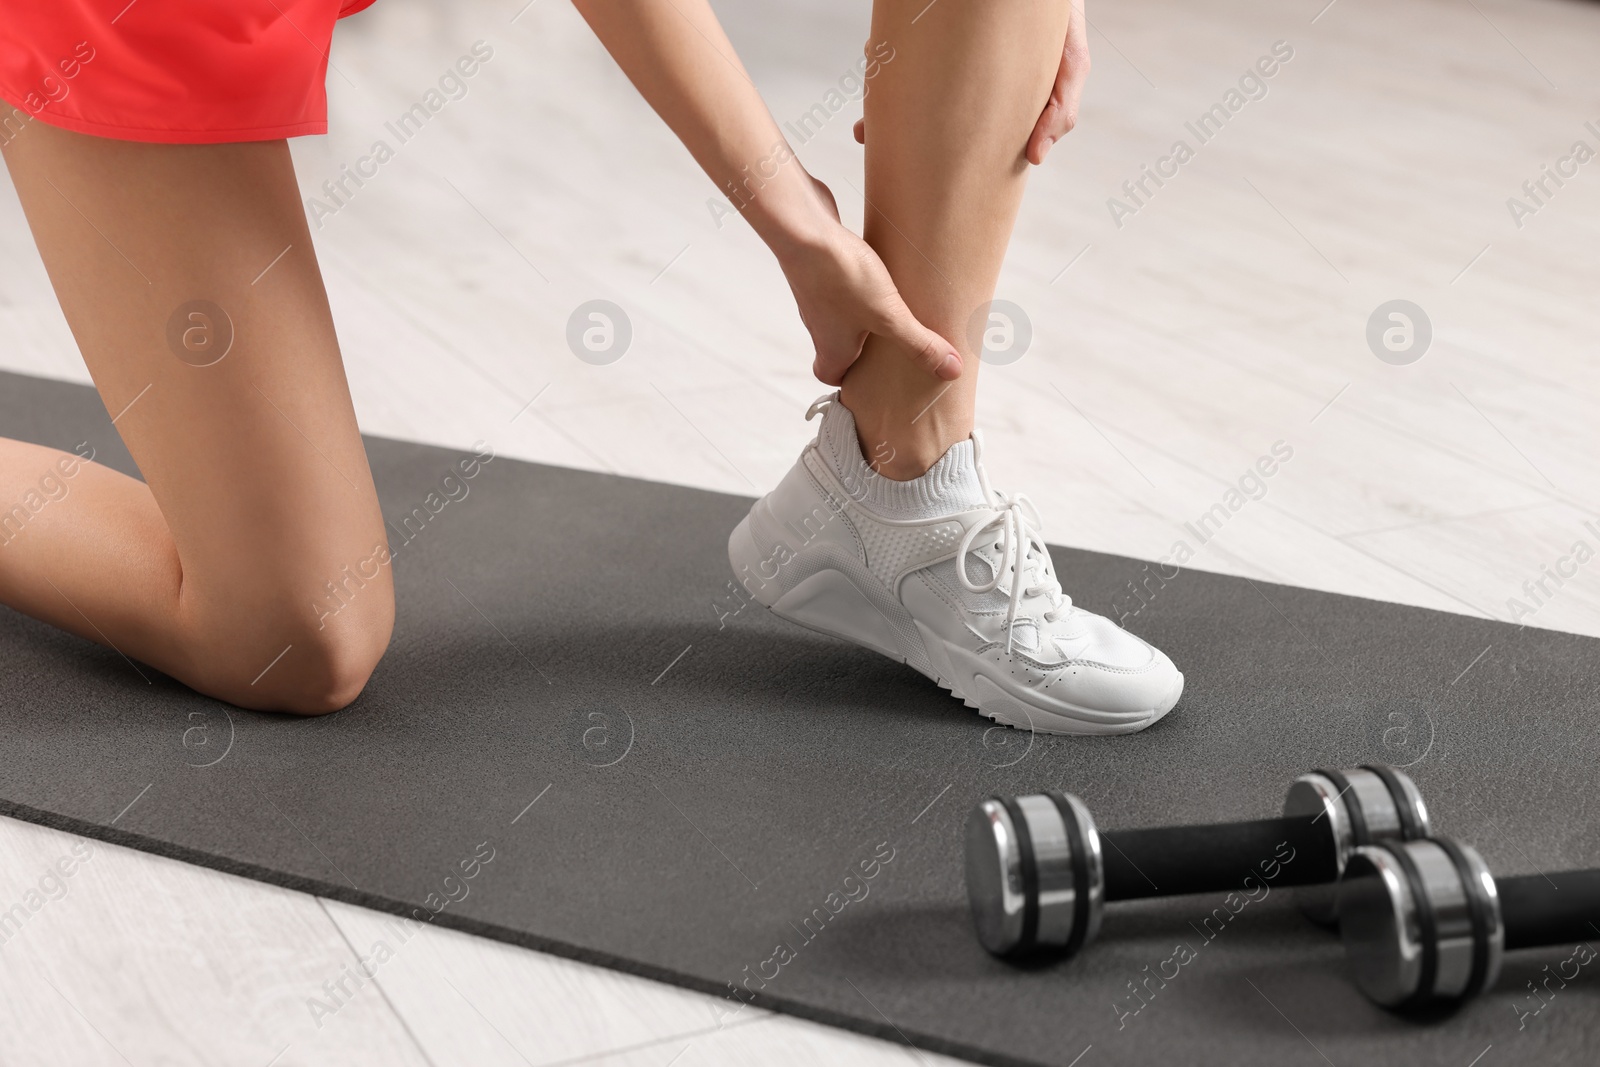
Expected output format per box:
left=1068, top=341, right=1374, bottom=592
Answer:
left=1, top=0, right=1597, bottom=1062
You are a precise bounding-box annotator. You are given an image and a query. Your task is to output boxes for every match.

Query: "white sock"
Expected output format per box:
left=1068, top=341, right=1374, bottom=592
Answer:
left=816, top=397, right=987, bottom=520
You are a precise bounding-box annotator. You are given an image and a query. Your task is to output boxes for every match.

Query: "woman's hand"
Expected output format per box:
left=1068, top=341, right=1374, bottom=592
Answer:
left=774, top=176, right=963, bottom=387
left=570, top=0, right=959, bottom=385
left=853, top=0, right=1090, bottom=165
left=1026, top=0, right=1090, bottom=164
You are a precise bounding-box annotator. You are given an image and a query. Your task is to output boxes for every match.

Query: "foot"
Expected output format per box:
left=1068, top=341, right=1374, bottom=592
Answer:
left=727, top=393, right=1183, bottom=735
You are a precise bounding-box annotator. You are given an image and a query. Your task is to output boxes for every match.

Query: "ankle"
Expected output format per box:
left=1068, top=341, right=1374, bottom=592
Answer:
left=846, top=409, right=973, bottom=481
left=858, top=435, right=946, bottom=480
left=812, top=394, right=988, bottom=518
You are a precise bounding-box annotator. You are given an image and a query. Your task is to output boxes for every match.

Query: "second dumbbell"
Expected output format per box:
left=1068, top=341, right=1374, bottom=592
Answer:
left=1339, top=836, right=1600, bottom=1009
left=965, top=764, right=1429, bottom=959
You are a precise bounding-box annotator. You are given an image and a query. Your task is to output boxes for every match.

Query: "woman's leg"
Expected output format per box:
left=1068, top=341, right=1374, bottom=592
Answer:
left=841, top=0, right=1070, bottom=479
left=729, top=1, right=1182, bottom=732
left=0, top=117, right=393, bottom=714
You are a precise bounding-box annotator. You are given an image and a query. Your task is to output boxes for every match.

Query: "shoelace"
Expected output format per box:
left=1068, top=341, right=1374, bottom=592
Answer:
left=960, top=429, right=1070, bottom=654
left=809, top=393, right=1069, bottom=653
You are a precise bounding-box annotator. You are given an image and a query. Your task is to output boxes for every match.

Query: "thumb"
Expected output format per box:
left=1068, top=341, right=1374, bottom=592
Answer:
left=877, top=300, right=963, bottom=381
left=1027, top=102, right=1060, bottom=165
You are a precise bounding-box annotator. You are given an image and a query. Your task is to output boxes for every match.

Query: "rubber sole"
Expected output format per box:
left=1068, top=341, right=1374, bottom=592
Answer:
left=730, top=514, right=1179, bottom=736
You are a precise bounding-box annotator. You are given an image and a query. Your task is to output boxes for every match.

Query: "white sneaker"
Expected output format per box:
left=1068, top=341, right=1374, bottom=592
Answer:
left=727, top=392, right=1183, bottom=735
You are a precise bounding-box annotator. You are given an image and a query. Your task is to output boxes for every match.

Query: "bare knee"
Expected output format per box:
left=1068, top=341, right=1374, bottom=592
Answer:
left=188, top=584, right=395, bottom=715
left=272, top=612, right=394, bottom=715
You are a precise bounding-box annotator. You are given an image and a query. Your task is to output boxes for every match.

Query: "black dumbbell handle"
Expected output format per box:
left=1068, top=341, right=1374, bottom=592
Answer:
left=1100, top=814, right=1340, bottom=901
left=1497, top=869, right=1600, bottom=951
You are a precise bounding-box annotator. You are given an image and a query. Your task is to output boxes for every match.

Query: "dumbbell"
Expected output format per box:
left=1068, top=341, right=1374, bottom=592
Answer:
left=965, top=765, right=1429, bottom=959
left=1338, top=836, right=1600, bottom=1008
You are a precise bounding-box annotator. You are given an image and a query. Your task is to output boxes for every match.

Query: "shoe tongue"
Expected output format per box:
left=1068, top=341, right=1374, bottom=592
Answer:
left=819, top=398, right=988, bottom=518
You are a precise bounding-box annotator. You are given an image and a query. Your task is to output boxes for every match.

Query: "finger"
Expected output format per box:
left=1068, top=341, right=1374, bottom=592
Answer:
left=813, top=357, right=849, bottom=387
left=1027, top=60, right=1088, bottom=163
left=876, top=301, right=963, bottom=381
left=1028, top=8, right=1091, bottom=164
left=811, top=329, right=868, bottom=387
left=1026, top=94, right=1064, bottom=167
left=852, top=117, right=865, bottom=145
left=812, top=346, right=844, bottom=387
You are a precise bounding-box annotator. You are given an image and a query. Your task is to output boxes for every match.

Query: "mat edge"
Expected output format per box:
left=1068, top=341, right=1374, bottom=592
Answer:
left=0, top=796, right=1064, bottom=1067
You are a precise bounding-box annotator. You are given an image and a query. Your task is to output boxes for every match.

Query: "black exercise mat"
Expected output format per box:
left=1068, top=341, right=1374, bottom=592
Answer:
left=2, top=368, right=1596, bottom=1066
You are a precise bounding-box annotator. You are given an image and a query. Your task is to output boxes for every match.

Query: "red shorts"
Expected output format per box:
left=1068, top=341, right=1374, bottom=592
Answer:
left=0, top=0, right=377, bottom=144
